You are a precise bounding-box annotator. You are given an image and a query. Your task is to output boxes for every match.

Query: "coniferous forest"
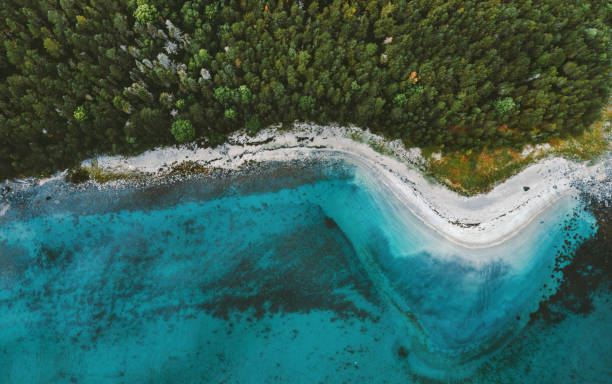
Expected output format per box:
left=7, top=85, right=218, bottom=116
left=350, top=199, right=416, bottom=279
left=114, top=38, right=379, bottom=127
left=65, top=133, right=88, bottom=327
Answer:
left=1, top=0, right=610, bottom=179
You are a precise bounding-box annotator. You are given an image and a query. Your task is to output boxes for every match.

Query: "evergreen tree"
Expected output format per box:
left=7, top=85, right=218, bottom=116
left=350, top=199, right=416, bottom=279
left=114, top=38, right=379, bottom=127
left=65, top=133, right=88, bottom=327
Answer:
left=0, top=0, right=610, bottom=179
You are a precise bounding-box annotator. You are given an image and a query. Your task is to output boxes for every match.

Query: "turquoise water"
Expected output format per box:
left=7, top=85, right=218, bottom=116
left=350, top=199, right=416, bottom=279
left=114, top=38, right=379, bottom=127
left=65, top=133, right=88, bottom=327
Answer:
left=0, top=160, right=609, bottom=383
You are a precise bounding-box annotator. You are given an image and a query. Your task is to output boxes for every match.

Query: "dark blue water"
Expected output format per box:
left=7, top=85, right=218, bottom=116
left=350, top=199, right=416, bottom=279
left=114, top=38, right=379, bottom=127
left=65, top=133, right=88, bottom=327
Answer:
left=0, top=160, right=609, bottom=383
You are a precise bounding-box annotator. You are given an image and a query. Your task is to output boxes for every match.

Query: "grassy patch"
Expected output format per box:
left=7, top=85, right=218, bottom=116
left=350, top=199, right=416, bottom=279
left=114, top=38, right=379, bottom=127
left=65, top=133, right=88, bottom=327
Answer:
left=426, top=106, right=611, bottom=195
left=349, top=131, right=364, bottom=143
left=549, top=105, right=611, bottom=161
left=65, top=159, right=215, bottom=184
left=65, top=166, right=90, bottom=183
left=66, top=160, right=143, bottom=184
left=426, top=150, right=533, bottom=195
left=87, top=160, right=143, bottom=183
left=367, top=138, right=395, bottom=157
left=166, top=160, right=214, bottom=176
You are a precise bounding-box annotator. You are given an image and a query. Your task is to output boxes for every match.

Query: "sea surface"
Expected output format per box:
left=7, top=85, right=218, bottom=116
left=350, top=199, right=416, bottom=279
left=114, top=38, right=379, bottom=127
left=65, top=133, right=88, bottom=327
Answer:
left=0, top=158, right=610, bottom=383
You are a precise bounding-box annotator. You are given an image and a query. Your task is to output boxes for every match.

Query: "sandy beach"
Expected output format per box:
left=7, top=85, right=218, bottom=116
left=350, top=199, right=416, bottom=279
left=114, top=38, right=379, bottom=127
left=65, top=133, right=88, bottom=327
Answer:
left=79, top=124, right=608, bottom=249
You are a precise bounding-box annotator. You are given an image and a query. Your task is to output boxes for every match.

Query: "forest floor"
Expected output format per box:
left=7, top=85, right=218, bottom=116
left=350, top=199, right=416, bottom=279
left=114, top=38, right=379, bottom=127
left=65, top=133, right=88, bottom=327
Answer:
left=424, top=106, right=612, bottom=195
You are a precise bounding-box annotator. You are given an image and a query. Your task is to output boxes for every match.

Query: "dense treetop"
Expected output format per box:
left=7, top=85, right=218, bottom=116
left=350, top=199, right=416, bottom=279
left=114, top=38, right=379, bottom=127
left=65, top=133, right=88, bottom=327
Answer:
left=1, top=0, right=610, bottom=178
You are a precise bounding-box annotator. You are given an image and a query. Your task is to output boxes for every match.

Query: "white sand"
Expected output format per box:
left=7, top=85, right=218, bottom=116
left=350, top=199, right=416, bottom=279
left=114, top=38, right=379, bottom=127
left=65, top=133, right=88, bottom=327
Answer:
left=87, top=123, right=608, bottom=248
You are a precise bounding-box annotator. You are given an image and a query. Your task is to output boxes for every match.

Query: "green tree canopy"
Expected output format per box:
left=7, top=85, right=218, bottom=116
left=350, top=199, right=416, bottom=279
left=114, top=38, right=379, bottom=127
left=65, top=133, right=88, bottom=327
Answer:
left=170, top=119, right=195, bottom=143
left=0, top=0, right=610, bottom=179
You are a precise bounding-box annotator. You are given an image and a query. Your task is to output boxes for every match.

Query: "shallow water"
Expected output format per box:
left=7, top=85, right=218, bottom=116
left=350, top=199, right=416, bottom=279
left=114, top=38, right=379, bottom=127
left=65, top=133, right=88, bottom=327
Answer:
left=0, top=159, right=609, bottom=383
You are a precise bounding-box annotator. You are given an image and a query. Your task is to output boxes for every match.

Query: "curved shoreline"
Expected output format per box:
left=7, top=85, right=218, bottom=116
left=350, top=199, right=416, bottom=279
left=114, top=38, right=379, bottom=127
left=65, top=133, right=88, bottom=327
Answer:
left=5, top=124, right=609, bottom=247
left=337, top=149, right=577, bottom=249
